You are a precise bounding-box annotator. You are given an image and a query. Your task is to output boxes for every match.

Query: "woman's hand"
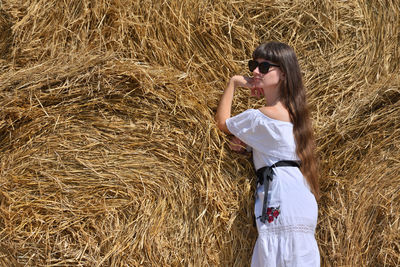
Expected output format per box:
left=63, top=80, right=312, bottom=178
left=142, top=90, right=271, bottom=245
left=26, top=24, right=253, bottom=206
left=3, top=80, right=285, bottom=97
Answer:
left=230, top=75, right=264, bottom=98
left=215, top=74, right=264, bottom=134
left=230, top=75, right=253, bottom=89
left=229, top=136, right=247, bottom=153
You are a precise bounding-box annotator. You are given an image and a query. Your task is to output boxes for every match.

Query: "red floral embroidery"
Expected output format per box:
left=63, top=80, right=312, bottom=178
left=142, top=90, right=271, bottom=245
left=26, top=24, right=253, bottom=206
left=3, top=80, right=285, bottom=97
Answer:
left=257, top=206, right=281, bottom=223
left=267, top=208, right=272, bottom=215
left=273, top=210, right=279, bottom=218
left=266, top=206, right=280, bottom=223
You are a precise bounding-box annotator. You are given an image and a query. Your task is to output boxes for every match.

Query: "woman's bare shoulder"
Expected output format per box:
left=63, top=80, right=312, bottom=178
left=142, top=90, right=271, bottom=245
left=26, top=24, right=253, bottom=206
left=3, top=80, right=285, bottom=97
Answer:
left=258, top=105, right=291, bottom=123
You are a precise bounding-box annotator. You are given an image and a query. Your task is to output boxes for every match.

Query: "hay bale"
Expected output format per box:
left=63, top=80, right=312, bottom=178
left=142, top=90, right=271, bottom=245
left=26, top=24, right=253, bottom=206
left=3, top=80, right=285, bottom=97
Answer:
left=0, top=0, right=399, bottom=266
left=0, top=9, right=12, bottom=60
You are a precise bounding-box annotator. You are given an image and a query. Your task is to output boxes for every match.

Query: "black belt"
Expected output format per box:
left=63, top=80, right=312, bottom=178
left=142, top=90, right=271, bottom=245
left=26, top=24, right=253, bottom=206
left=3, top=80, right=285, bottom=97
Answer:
left=256, top=160, right=300, bottom=224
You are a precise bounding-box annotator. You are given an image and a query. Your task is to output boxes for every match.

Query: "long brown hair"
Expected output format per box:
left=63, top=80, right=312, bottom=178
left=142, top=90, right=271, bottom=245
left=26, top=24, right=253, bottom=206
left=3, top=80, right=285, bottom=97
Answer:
left=253, top=41, right=320, bottom=199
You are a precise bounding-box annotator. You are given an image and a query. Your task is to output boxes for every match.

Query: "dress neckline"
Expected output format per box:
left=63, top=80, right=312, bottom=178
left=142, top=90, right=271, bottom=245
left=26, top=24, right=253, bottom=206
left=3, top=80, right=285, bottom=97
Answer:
left=255, top=109, right=293, bottom=125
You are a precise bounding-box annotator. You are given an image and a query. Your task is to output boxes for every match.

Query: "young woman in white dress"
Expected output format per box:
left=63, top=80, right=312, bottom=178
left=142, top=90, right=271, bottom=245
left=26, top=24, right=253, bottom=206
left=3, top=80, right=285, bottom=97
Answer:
left=216, top=41, right=320, bottom=266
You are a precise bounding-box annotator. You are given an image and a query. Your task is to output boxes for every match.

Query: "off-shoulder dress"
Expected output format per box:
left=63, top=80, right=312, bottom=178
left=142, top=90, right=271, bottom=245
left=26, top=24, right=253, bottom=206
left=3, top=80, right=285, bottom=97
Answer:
left=226, top=109, right=320, bottom=267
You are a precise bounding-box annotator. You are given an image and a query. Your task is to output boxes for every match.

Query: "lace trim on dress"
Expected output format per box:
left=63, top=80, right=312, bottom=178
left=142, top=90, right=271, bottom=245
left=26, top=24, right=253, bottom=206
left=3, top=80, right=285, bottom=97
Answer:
left=258, top=224, right=315, bottom=235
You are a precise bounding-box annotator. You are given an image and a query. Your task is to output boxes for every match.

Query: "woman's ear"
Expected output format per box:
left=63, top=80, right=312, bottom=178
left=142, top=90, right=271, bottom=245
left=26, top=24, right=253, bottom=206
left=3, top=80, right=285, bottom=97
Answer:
left=280, top=71, right=285, bottom=80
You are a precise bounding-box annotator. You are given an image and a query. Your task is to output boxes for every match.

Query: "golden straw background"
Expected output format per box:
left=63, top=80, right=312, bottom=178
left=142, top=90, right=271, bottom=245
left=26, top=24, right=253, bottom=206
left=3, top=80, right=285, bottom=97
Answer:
left=0, top=0, right=399, bottom=266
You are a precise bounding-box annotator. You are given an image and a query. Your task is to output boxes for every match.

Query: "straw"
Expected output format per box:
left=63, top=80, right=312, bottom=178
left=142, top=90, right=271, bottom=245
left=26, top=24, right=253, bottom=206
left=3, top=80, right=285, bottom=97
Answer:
left=0, top=0, right=399, bottom=265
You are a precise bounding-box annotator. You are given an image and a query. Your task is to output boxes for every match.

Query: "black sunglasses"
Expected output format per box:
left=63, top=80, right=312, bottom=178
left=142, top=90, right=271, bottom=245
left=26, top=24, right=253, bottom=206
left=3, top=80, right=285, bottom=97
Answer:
left=248, top=60, right=280, bottom=74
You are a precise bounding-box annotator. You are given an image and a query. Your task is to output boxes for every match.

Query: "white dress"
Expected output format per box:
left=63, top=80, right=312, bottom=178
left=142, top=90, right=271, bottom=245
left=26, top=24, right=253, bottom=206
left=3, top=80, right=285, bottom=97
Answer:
left=226, top=109, right=320, bottom=267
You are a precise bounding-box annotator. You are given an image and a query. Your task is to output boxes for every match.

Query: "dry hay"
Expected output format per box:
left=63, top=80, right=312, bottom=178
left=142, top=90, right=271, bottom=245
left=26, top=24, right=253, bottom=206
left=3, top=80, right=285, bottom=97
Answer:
left=0, top=0, right=399, bottom=266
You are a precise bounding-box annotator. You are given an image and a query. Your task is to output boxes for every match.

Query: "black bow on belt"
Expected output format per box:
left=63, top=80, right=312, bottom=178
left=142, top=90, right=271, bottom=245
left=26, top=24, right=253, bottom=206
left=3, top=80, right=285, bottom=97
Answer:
left=256, top=160, right=300, bottom=224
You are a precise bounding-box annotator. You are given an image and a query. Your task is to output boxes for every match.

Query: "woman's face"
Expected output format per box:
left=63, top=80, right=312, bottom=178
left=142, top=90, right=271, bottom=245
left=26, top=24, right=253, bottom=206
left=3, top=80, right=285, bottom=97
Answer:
left=252, top=58, right=283, bottom=89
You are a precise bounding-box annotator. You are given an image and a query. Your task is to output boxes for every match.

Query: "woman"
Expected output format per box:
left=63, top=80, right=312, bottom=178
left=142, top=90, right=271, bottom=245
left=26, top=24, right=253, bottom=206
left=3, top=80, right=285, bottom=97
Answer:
left=216, top=41, right=320, bottom=266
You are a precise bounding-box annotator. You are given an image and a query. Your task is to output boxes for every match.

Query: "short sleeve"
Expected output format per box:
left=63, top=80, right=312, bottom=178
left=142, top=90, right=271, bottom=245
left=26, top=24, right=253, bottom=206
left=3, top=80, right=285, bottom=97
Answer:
left=226, top=109, right=258, bottom=147
left=226, top=109, right=298, bottom=160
